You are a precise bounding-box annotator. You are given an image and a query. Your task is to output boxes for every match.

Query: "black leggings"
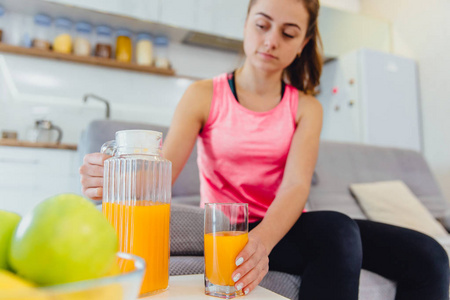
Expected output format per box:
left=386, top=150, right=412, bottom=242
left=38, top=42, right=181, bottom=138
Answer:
left=250, top=211, right=450, bottom=300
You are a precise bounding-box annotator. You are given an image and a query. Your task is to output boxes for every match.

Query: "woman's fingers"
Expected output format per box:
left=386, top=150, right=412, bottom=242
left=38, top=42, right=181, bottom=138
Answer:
left=232, top=237, right=269, bottom=295
left=79, top=162, right=104, bottom=177
left=234, top=237, right=258, bottom=267
left=234, top=254, right=269, bottom=294
left=239, top=262, right=269, bottom=295
left=80, top=176, right=103, bottom=189
left=83, top=153, right=111, bottom=166
left=82, top=186, right=103, bottom=201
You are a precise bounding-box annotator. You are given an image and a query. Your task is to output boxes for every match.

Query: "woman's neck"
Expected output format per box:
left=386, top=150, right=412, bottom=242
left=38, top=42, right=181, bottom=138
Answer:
left=235, top=62, right=283, bottom=98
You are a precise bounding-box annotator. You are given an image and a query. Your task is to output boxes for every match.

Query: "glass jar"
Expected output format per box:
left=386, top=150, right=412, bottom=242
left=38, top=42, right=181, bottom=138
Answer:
left=94, top=25, right=113, bottom=59
left=115, top=28, right=132, bottom=63
left=20, top=15, right=34, bottom=48
left=0, top=6, right=5, bottom=42
left=32, top=14, right=52, bottom=50
left=135, top=33, right=153, bottom=66
left=73, top=22, right=92, bottom=56
left=154, top=35, right=170, bottom=69
left=53, top=17, right=73, bottom=54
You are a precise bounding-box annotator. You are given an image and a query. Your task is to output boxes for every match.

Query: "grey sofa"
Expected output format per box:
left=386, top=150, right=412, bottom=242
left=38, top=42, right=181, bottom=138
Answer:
left=79, top=119, right=450, bottom=300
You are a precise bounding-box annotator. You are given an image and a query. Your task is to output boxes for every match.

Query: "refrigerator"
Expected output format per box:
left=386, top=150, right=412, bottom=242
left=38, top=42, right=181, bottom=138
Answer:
left=317, top=48, right=422, bottom=152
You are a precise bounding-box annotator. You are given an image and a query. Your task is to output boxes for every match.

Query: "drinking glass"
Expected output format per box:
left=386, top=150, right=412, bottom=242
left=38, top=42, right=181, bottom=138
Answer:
left=204, top=203, right=249, bottom=299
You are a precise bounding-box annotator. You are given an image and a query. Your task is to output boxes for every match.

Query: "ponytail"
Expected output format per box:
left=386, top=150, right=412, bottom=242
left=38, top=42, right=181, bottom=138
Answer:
left=284, top=0, right=323, bottom=95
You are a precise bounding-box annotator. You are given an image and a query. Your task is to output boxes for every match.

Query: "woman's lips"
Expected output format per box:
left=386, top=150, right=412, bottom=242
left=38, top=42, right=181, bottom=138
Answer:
left=258, top=52, right=277, bottom=60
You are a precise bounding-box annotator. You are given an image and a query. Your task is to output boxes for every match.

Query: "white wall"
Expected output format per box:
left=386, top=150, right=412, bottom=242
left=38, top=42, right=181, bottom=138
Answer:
left=360, top=0, right=450, bottom=201
left=321, top=0, right=361, bottom=13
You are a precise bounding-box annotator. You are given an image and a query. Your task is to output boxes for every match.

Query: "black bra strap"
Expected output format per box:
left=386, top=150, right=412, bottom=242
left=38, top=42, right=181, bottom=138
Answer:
left=227, top=70, right=285, bottom=103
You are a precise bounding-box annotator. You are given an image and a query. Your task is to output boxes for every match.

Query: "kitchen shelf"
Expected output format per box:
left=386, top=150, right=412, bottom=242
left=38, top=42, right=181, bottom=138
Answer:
left=0, top=43, right=175, bottom=76
left=0, top=138, right=77, bottom=150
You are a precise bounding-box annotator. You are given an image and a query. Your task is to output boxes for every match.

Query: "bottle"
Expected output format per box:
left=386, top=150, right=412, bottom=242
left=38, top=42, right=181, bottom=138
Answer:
left=101, top=130, right=171, bottom=296
left=94, top=25, right=113, bottom=59
left=53, top=17, right=73, bottom=54
left=32, top=14, right=52, bottom=50
left=154, top=35, right=170, bottom=69
left=73, top=22, right=92, bottom=56
left=135, top=33, right=153, bottom=66
left=115, top=28, right=132, bottom=63
left=0, top=6, right=5, bottom=42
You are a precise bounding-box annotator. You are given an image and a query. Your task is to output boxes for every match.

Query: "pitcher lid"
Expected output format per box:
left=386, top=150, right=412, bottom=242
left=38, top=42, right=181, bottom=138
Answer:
left=115, top=130, right=162, bottom=155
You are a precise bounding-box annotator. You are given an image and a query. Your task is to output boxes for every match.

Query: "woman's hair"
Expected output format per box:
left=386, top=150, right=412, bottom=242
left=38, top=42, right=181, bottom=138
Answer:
left=247, top=0, right=323, bottom=95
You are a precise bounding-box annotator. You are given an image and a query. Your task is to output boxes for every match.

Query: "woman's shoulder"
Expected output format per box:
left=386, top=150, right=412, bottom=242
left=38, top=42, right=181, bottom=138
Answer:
left=186, top=78, right=213, bottom=96
left=295, top=90, right=323, bottom=122
left=182, top=79, right=213, bottom=104
left=179, top=79, right=214, bottom=126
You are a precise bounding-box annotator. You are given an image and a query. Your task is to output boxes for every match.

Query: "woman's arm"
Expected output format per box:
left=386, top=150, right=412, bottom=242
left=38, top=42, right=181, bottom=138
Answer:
left=253, top=94, right=323, bottom=251
left=163, top=79, right=213, bottom=184
left=232, top=94, right=323, bottom=294
left=79, top=79, right=212, bottom=200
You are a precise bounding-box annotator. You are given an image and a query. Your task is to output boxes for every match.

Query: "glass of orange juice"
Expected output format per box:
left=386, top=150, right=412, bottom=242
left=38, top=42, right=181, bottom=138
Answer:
left=204, top=203, right=248, bottom=299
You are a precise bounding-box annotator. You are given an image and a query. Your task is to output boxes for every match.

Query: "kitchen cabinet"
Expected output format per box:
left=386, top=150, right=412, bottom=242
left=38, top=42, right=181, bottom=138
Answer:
left=0, top=146, right=80, bottom=216
left=45, top=0, right=159, bottom=22
left=200, top=0, right=249, bottom=40
left=159, top=0, right=197, bottom=30
left=46, top=0, right=250, bottom=40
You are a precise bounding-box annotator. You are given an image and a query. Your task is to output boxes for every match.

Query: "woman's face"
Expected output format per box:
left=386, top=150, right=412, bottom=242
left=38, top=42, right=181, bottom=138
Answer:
left=243, top=0, right=310, bottom=73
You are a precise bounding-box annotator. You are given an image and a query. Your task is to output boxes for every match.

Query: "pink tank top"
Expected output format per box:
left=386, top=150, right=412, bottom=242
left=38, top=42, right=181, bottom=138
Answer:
left=197, top=73, right=299, bottom=222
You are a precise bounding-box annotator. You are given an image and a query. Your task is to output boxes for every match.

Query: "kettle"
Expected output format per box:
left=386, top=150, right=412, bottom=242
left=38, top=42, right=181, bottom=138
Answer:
left=27, top=120, right=63, bottom=144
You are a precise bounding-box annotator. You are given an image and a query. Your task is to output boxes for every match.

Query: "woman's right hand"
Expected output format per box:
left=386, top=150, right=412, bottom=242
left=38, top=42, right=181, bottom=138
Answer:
left=79, top=153, right=111, bottom=201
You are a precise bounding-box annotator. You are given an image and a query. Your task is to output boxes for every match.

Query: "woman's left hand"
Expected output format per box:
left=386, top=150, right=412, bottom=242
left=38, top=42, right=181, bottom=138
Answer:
left=231, top=231, right=270, bottom=295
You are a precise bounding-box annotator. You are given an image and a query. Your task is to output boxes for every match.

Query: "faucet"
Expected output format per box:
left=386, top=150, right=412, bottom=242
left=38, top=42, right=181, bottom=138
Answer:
left=83, top=93, right=111, bottom=119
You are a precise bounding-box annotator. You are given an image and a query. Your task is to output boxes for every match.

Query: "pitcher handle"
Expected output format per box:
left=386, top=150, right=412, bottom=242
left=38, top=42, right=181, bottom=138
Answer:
left=101, top=140, right=117, bottom=156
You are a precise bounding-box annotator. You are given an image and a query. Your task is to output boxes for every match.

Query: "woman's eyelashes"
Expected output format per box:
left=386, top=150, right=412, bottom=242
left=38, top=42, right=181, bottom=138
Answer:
left=256, top=23, right=296, bottom=39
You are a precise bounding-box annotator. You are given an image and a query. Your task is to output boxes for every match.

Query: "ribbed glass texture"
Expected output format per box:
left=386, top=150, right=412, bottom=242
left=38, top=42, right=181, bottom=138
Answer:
left=102, top=134, right=172, bottom=296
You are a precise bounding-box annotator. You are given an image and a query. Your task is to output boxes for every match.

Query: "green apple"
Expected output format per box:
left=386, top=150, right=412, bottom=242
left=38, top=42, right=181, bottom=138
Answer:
left=0, top=210, right=21, bottom=270
left=9, top=194, right=118, bottom=286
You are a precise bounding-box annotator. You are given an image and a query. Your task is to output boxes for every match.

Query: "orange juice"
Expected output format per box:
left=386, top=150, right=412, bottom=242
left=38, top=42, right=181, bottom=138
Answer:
left=103, top=201, right=170, bottom=295
left=204, top=231, right=248, bottom=286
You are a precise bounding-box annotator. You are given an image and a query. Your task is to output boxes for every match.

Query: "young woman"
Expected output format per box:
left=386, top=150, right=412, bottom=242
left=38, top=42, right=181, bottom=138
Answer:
left=80, top=0, right=450, bottom=299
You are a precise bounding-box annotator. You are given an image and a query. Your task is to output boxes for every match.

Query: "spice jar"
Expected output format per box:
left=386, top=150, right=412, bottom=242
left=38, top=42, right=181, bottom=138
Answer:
left=135, top=33, right=153, bottom=66
left=154, top=35, right=170, bottom=69
left=53, top=18, right=72, bottom=54
left=115, top=29, right=132, bottom=63
left=0, top=6, right=5, bottom=42
left=74, top=22, right=92, bottom=56
left=32, top=14, right=52, bottom=50
left=94, top=25, right=113, bottom=59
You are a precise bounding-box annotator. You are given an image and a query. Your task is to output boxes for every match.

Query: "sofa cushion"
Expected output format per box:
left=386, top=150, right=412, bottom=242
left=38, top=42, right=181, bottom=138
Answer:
left=309, top=141, right=448, bottom=219
left=359, top=270, right=396, bottom=300
left=350, top=180, right=448, bottom=238
left=172, top=195, right=201, bottom=206
left=170, top=204, right=204, bottom=256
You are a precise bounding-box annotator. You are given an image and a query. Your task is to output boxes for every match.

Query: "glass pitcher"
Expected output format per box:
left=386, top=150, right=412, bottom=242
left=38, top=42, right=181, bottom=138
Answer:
left=101, top=130, right=171, bottom=297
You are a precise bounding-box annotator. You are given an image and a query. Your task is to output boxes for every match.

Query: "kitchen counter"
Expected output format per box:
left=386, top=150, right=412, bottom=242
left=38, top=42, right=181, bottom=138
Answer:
left=0, top=139, right=77, bottom=150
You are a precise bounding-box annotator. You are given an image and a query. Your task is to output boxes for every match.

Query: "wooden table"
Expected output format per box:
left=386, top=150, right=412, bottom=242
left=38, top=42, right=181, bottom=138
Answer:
left=141, top=274, right=288, bottom=299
